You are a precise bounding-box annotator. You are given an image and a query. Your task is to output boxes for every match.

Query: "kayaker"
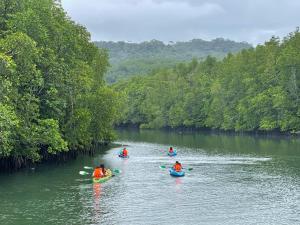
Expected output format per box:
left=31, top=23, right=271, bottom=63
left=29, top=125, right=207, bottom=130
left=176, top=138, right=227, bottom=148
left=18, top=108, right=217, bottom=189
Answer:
left=169, top=147, right=174, bottom=153
left=93, top=165, right=104, bottom=178
left=100, top=164, right=107, bottom=176
left=173, top=161, right=182, bottom=172
left=122, top=148, right=128, bottom=157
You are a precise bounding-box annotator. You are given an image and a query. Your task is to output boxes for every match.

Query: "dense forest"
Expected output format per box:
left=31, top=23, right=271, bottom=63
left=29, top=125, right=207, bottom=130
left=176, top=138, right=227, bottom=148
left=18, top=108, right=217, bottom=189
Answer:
left=0, top=0, right=119, bottom=170
left=114, top=30, right=300, bottom=133
left=95, top=39, right=251, bottom=83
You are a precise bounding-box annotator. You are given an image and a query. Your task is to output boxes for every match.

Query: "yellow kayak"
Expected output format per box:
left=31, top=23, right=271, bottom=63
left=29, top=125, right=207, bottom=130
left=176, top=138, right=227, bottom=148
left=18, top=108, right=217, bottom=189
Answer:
left=93, top=169, right=113, bottom=183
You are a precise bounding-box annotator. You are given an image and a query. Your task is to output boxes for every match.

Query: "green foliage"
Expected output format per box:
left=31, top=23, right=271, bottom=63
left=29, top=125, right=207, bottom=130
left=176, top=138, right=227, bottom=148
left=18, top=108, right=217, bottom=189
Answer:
left=114, top=30, right=300, bottom=133
left=0, top=0, right=118, bottom=165
left=88, top=86, right=121, bottom=142
left=95, top=39, right=252, bottom=83
left=37, top=119, right=68, bottom=154
left=0, top=104, right=19, bottom=156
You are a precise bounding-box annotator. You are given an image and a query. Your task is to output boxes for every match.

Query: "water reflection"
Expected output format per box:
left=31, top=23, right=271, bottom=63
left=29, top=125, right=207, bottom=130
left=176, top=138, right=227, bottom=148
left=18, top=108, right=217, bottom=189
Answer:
left=116, top=128, right=300, bottom=158
left=174, top=177, right=183, bottom=194
left=93, top=183, right=102, bottom=200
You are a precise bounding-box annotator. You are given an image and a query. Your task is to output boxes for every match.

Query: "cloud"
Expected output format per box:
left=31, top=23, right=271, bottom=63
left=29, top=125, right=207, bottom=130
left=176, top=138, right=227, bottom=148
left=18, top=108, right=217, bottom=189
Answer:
left=61, top=0, right=300, bottom=44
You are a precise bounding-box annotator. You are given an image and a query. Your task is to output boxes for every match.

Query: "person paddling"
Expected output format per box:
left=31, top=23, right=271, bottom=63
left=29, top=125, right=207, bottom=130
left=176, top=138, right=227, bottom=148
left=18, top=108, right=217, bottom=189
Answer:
left=173, top=161, right=182, bottom=172
left=100, top=164, right=107, bottom=176
left=122, top=148, right=128, bottom=157
left=169, top=147, right=174, bottom=153
left=93, top=165, right=104, bottom=178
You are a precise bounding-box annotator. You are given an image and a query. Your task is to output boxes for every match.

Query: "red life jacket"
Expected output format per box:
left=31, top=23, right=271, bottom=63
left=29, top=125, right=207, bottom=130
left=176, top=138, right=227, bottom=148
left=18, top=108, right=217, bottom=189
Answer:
left=123, top=149, right=128, bottom=156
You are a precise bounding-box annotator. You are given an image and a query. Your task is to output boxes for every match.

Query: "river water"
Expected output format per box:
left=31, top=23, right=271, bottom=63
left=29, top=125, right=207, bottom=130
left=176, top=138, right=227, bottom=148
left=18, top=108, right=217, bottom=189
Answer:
left=0, top=129, right=300, bottom=225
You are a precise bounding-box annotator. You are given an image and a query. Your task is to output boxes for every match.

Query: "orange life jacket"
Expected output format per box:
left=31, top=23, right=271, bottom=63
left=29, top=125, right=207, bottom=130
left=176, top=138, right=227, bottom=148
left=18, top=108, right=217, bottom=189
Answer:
left=174, top=163, right=182, bottom=172
left=93, top=168, right=104, bottom=178
left=123, top=149, right=128, bottom=156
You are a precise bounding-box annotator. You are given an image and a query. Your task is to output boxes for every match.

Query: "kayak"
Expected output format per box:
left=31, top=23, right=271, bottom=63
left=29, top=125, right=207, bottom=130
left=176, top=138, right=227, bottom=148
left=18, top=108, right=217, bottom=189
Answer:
left=93, top=169, right=113, bottom=183
left=168, top=150, right=177, bottom=156
left=169, top=168, right=185, bottom=177
left=119, top=154, right=129, bottom=158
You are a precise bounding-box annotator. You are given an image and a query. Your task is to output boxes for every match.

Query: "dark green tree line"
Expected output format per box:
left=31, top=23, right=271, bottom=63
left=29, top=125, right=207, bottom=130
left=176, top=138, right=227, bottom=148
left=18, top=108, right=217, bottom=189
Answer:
left=114, top=30, right=300, bottom=133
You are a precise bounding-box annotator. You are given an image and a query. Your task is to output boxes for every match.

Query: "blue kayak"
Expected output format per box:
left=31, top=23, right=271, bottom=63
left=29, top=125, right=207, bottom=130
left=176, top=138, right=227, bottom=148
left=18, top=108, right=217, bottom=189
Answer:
left=118, top=154, right=129, bottom=158
left=169, top=168, right=185, bottom=177
left=168, top=150, right=177, bottom=156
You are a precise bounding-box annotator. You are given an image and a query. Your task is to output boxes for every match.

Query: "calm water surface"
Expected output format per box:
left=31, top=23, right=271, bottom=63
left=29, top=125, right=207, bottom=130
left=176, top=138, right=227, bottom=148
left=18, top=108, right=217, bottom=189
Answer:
left=1, top=129, right=300, bottom=225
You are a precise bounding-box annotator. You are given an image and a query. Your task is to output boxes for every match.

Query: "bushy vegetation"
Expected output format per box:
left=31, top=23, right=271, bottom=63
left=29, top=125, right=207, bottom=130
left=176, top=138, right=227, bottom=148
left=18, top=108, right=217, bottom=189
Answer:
left=114, top=31, right=300, bottom=133
left=0, top=0, right=119, bottom=169
left=95, top=39, right=252, bottom=83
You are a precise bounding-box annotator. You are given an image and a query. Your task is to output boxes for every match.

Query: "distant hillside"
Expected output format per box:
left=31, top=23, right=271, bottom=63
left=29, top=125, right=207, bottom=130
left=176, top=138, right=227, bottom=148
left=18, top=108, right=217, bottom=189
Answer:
left=95, top=39, right=252, bottom=83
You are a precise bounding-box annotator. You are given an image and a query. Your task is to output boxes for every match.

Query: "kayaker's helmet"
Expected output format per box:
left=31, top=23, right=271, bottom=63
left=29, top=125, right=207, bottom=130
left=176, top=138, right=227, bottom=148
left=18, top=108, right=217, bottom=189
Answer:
left=170, top=147, right=173, bottom=150
left=100, top=164, right=104, bottom=168
left=176, top=161, right=179, bottom=164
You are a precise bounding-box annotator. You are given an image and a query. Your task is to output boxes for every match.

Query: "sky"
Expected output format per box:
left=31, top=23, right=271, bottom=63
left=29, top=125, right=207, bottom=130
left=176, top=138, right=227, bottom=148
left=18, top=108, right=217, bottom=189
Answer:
left=61, top=0, right=300, bottom=45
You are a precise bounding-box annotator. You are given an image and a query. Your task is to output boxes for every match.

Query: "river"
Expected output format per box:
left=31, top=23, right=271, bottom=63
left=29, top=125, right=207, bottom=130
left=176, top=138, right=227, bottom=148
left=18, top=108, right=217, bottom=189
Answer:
left=0, top=129, right=300, bottom=225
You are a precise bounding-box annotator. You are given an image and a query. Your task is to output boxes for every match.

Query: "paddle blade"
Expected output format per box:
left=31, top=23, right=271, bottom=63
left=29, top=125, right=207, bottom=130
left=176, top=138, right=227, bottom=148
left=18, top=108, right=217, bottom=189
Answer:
left=79, top=171, right=90, bottom=175
left=113, top=169, right=122, bottom=174
left=188, top=168, right=193, bottom=171
left=84, top=166, right=93, bottom=170
left=160, top=165, right=166, bottom=169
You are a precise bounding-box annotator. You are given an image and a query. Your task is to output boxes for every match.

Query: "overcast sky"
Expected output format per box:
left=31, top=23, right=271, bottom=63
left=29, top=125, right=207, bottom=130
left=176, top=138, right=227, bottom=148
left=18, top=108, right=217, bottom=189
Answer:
left=61, top=0, right=300, bottom=45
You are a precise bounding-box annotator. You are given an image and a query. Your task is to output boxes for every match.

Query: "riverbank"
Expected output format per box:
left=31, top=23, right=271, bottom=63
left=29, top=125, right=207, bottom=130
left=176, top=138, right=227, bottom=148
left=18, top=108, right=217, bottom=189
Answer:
left=0, top=143, right=118, bottom=173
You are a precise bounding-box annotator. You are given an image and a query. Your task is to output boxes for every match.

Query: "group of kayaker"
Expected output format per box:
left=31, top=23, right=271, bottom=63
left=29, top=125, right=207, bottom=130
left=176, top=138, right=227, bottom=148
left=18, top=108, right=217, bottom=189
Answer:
left=92, top=146, right=183, bottom=179
left=93, top=147, right=129, bottom=179
left=169, top=147, right=182, bottom=172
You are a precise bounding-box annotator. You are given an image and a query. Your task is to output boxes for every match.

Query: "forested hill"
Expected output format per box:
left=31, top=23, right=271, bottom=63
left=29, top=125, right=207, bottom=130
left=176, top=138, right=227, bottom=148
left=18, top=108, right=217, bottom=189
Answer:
left=94, top=39, right=252, bottom=83
left=113, top=30, right=300, bottom=133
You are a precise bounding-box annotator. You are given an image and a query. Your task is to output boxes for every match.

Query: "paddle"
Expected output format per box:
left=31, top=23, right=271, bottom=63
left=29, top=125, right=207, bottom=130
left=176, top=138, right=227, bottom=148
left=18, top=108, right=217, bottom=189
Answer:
left=83, top=166, right=122, bottom=174
left=159, top=165, right=193, bottom=171
left=83, top=166, right=93, bottom=170
left=79, top=171, right=90, bottom=175
left=112, top=169, right=122, bottom=174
